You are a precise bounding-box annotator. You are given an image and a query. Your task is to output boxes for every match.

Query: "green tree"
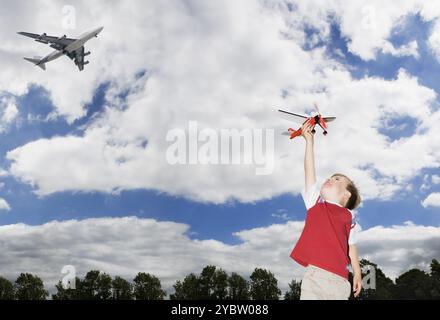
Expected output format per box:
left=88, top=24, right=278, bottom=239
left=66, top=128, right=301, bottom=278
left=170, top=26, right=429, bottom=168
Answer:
left=170, top=273, right=200, bottom=300
left=133, top=272, right=166, bottom=300
left=249, top=268, right=281, bottom=300
left=52, top=277, right=82, bottom=300
left=198, top=266, right=229, bottom=299
left=14, top=273, right=48, bottom=300
left=81, top=270, right=112, bottom=300
left=227, top=272, right=249, bottom=300
left=112, top=276, right=134, bottom=300
left=212, top=268, right=228, bottom=299
left=0, top=276, right=15, bottom=300
left=394, top=268, right=432, bottom=299
left=199, top=265, right=216, bottom=299
left=430, top=259, right=440, bottom=282
left=429, top=259, right=440, bottom=299
left=284, top=279, right=301, bottom=300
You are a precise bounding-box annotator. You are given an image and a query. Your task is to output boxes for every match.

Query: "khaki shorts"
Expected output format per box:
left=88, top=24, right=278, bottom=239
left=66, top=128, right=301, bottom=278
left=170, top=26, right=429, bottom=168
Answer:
left=300, top=265, right=351, bottom=300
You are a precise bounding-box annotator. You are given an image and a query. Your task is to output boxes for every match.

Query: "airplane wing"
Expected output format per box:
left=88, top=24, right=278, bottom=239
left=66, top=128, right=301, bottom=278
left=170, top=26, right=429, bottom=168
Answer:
left=17, top=32, right=76, bottom=50
left=67, top=46, right=87, bottom=71
left=278, top=109, right=309, bottom=124
left=323, top=117, right=336, bottom=123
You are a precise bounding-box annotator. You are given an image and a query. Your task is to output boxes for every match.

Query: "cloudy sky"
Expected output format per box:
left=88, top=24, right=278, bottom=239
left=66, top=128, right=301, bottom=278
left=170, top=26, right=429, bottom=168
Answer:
left=0, top=0, right=439, bottom=296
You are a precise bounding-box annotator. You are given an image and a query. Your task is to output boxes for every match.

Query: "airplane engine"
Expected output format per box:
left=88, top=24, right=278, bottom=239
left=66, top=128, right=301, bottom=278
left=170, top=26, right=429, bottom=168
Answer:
left=84, top=51, right=91, bottom=56
left=56, top=35, right=67, bottom=42
left=36, top=33, right=48, bottom=44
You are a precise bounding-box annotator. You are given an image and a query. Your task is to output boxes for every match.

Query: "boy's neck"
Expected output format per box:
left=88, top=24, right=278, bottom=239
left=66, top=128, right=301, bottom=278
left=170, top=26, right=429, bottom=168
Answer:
left=322, top=196, right=344, bottom=208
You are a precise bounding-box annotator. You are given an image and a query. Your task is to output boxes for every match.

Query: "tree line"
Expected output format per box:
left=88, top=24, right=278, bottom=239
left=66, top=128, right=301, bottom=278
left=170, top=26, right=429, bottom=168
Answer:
left=0, top=259, right=438, bottom=300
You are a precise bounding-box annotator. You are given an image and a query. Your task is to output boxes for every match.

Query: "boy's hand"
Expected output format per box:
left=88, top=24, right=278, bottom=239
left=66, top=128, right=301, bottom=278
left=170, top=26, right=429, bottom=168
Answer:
left=353, top=274, right=362, bottom=298
left=301, top=120, right=314, bottom=142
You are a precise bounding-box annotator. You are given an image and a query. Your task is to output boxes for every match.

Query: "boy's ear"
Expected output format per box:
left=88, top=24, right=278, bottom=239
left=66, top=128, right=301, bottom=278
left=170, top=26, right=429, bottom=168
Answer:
left=343, top=191, right=351, bottom=208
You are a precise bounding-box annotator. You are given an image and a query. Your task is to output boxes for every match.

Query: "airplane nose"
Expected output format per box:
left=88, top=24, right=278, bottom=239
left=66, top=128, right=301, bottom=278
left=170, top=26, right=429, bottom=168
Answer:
left=95, top=26, right=104, bottom=34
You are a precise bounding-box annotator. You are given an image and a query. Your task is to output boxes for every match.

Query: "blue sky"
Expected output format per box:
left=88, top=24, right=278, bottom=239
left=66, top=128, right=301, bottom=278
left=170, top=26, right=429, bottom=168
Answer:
left=0, top=12, right=439, bottom=246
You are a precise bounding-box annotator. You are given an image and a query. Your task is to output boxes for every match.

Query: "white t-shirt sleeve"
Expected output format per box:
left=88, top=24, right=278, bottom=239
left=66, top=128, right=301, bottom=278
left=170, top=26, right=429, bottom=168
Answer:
left=301, top=181, right=321, bottom=210
left=348, top=215, right=360, bottom=245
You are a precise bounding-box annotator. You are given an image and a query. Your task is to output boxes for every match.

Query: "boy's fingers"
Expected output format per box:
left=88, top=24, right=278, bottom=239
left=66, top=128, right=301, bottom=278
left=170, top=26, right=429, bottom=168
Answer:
left=353, top=281, right=362, bottom=297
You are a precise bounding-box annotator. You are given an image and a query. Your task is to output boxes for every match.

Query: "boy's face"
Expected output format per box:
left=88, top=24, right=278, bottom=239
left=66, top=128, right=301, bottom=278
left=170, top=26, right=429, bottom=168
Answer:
left=320, top=175, right=351, bottom=206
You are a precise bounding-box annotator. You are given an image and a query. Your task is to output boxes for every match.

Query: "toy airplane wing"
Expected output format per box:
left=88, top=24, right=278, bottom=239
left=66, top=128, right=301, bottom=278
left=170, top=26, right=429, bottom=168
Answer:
left=278, top=109, right=308, bottom=124
left=323, top=117, right=336, bottom=123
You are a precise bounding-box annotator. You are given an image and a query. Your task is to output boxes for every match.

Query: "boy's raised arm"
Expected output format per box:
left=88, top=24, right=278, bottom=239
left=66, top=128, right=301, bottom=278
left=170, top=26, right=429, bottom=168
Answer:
left=301, top=121, right=316, bottom=192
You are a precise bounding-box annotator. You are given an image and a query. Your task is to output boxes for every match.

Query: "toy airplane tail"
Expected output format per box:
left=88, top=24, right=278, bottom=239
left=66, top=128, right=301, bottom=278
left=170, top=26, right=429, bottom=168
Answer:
left=23, top=57, right=46, bottom=70
left=282, top=128, right=302, bottom=139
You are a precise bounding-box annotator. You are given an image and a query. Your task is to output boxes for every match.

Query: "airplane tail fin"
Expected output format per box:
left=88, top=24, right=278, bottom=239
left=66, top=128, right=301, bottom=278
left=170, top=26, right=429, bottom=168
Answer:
left=23, top=57, right=46, bottom=70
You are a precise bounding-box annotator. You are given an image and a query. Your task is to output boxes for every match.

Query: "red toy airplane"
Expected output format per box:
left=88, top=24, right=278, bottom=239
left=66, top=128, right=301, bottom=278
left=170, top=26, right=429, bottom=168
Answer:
left=278, top=103, right=336, bottom=139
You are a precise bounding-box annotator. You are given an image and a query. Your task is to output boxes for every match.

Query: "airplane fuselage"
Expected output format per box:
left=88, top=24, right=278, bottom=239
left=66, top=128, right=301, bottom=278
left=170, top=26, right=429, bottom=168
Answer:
left=38, top=50, right=64, bottom=65
left=313, top=115, right=320, bottom=124
left=65, top=26, right=103, bottom=52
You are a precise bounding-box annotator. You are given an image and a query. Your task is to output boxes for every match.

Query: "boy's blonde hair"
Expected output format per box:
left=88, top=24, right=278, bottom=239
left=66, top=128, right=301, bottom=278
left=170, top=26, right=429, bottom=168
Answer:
left=331, top=173, right=361, bottom=210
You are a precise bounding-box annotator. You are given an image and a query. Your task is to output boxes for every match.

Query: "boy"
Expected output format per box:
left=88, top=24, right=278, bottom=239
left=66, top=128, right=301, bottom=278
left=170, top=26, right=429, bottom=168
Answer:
left=290, top=121, right=362, bottom=300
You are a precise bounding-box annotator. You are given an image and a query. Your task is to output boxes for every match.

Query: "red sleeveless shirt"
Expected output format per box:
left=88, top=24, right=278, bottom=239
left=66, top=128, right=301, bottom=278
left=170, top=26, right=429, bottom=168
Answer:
left=290, top=197, right=352, bottom=279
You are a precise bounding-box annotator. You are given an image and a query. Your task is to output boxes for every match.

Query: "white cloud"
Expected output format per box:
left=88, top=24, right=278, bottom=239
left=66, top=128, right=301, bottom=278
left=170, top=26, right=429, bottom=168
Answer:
left=2, top=0, right=440, bottom=204
left=0, top=168, right=9, bottom=177
left=0, top=198, right=11, bottom=211
left=269, top=0, right=428, bottom=60
left=0, top=96, right=18, bottom=132
left=270, top=0, right=440, bottom=62
left=381, top=40, right=419, bottom=58
left=1, top=98, right=18, bottom=123
left=337, top=1, right=421, bottom=60
left=271, top=209, right=290, bottom=221
left=428, top=18, right=440, bottom=62
left=0, top=216, right=438, bottom=296
left=7, top=66, right=439, bottom=204
left=422, top=192, right=440, bottom=208
left=420, top=174, right=430, bottom=191
left=432, top=175, right=440, bottom=184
